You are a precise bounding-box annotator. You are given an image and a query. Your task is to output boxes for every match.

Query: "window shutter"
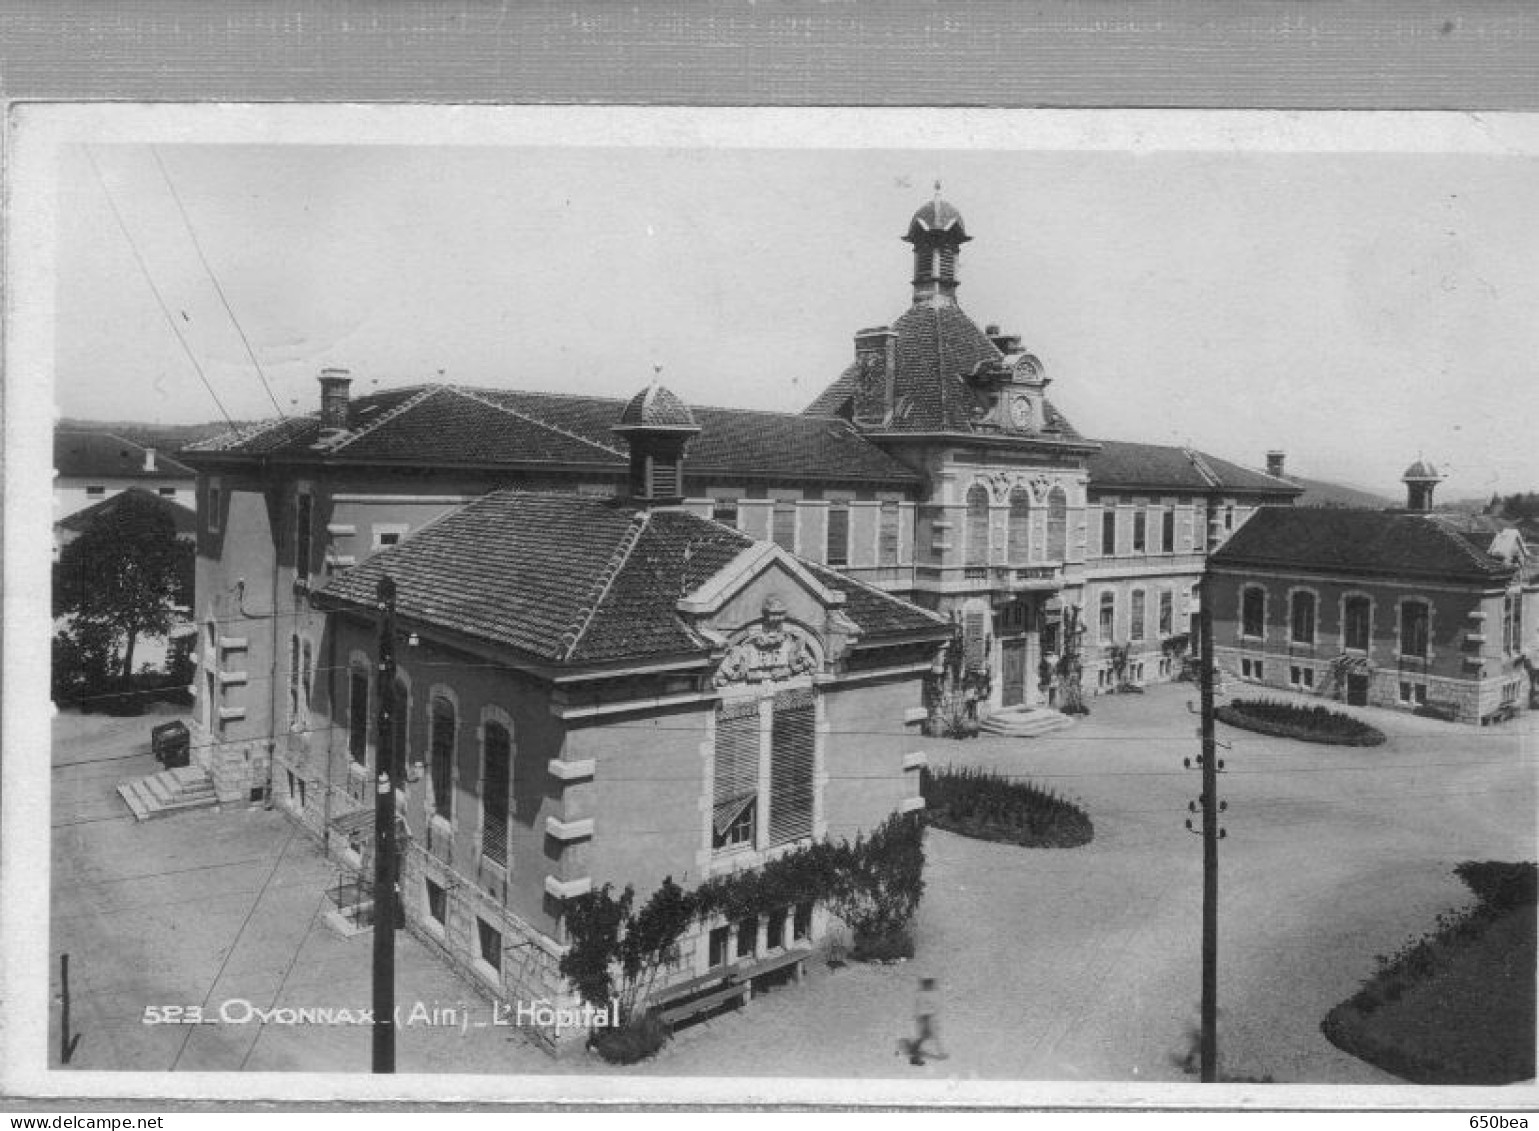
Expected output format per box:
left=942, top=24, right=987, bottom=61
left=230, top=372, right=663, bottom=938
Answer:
left=963, top=610, right=988, bottom=670
left=965, top=487, right=989, bottom=567
left=648, top=457, right=680, bottom=500
left=713, top=701, right=760, bottom=834
left=481, top=724, right=510, bottom=865
left=1008, top=490, right=1031, bottom=563
left=769, top=689, right=816, bottom=845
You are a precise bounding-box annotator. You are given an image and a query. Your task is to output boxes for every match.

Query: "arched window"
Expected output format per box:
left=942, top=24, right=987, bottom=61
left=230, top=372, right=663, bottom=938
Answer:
left=1291, top=591, right=1317, bottom=645
left=1400, top=599, right=1430, bottom=659
left=1046, top=486, right=1068, bottom=562
left=429, top=696, right=456, bottom=822
left=1344, top=595, right=1372, bottom=651
left=1242, top=586, right=1266, bottom=639
left=348, top=667, right=369, bottom=767
left=965, top=485, right=990, bottom=567
left=1098, top=591, right=1116, bottom=644
left=481, top=721, right=512, bottom=866
left=1007, top=487, right=1031, bottom=563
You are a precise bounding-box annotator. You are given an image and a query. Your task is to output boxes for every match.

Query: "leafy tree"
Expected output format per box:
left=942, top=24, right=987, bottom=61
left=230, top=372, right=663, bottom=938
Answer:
left=54, top=491, right=192, bottom=682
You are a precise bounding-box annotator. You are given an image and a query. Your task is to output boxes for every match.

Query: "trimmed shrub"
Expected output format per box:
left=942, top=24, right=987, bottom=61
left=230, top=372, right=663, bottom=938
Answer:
left=589, top=1008, right=670, bottom=1065
left=1217, top=698, right=1385, bottom=746
left=921, top=765, right=1094, bottom=848
left=1322, top=860, right=1536, bottom=1083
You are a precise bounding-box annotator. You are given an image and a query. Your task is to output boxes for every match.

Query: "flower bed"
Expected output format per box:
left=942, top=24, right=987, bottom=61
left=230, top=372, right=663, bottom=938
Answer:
left=1216, top=698, right=1386, bottom=746
left=1322, top=861, right=1536, bottom=1084
left=920, top=765, right=1093, bottom=848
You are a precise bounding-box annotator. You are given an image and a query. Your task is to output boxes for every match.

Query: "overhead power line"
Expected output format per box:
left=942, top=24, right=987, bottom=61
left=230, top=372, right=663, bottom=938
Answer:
left=84, top=146, right=235, bottom=431
left=150, top=145, right=285, bottom=419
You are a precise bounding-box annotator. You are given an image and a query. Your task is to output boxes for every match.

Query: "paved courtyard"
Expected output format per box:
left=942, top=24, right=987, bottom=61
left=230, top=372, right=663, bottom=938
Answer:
left=49, top=683, right=1536, bottom=1084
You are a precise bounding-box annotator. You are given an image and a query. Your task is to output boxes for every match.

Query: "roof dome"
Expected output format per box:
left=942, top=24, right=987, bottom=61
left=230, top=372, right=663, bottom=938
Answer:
left=905, top=197, right=970, bottom=243
left=613, top=382, right=699, bottom=433
left=1402, top=458, right=1441, bottom=481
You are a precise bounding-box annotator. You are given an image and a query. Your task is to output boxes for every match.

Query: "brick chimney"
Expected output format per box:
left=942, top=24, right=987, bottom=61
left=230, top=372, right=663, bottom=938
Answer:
left=852, top=326, right=898, bottom=426
left=318, top=368, right=352, bottom=433
left=1266, top=450, right=1285, bottom=478
left=143, top=446, right=157, bottom=472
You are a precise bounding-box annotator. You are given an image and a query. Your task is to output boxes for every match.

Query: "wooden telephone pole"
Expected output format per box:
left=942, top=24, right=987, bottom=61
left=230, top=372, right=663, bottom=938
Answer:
left=371, top=575, right=399, bottom=1074
left=1185, top=495, right=1224, bottom=1082
left=1198, top=500, right=1219, bottom=1082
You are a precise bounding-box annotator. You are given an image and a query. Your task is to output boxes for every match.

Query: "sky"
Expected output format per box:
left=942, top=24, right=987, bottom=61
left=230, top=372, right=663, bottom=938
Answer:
left=51, top=119, right=1539, bottom=498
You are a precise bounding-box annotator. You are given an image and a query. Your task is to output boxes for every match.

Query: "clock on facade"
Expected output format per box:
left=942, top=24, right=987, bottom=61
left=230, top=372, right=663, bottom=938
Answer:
left=1009, top=395, right=1033, bottom=430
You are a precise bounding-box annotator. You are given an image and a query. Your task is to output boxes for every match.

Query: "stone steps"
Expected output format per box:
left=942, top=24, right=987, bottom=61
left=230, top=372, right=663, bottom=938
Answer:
left=979, top=706, right=1075, bottom=738
left=117, top=766, right=218, bottom=822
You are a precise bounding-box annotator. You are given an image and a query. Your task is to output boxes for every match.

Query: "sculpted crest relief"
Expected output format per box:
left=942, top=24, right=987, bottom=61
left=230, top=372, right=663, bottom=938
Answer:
left=713, top=595, right=820, bottom=687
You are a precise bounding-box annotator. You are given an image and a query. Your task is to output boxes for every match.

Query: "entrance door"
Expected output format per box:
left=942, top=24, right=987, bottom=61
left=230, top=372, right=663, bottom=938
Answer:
left=1001, top=638, right=1027, bottom=707
left=1346, top=673, right=1369, bottom=706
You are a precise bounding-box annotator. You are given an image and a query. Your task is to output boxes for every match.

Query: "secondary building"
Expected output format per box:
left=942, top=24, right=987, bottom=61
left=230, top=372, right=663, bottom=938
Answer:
left=1209, top=463, right=1536, bottom=724
left=298, top=393, right=947, bottom=1048
left=54, top=429, right=196, bottom=519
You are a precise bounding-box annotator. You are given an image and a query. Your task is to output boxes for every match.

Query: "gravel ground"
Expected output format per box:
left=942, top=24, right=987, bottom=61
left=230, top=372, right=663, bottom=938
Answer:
left=47, top=685, right=1537, bottom=1088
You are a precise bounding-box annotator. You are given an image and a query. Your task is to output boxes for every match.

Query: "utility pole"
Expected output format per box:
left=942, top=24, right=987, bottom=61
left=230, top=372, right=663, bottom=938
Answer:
left=371, top=574, right=398, bottom=1074
left=1198, top=498, right=1219, bottom=1082
left=1184, top=495, right=1226, bottom=1082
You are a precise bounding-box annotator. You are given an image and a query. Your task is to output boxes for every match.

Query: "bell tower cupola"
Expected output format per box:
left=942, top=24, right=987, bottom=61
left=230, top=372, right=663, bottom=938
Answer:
left=612, top=371, right=700, bottom=507
left=904, top=184, right=970, bottom=307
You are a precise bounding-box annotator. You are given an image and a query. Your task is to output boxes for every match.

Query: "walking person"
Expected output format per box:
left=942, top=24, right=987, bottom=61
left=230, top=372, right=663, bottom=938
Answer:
left=908, top=976, right=948, bottom=1065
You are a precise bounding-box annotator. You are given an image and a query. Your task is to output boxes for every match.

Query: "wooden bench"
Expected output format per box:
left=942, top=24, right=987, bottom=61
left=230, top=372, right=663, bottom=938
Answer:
left=652, top=971, right=748, bottom=1030
left=728, top=948, right=809, bottom=993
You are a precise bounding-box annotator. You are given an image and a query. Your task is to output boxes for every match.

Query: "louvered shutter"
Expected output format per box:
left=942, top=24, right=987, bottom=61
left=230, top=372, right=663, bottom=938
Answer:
left=963, top=610, right=988, bottom=671
left=713, top=701, right=760, bottom=835
left=769, top=689, right=816, bottom=845
left=481, top=724, right=510, bottom=865
left=1008, top=489, right=1031, bottom=563
left=965, top=486, right=989, bottom=566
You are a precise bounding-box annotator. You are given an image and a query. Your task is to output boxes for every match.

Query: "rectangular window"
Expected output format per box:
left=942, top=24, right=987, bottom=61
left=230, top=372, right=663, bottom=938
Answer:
left=300, top=640, right=313, bottom=725
left=878, top=501, right=900, bottom=565
left=1099, top=592, right=1115, bottom=644
left=477, top=918, right=501, bottom=974
left=826, top=504, right=850, bottom=567
left=1290, top=665, right=1302, bottom=687
left=158, top=486, right=177, bottom=498
left=792, top=901, right=813, bottom=941
left=1159, top=591, right=1174, bottom=637
left=769, top=690, right=816, bottom=846
left=288, top=636, right=301, bottom=723
left=766, top=908, right=787, bottom=951
left=295, top=493, right=313, bottom=581
left=1224, top=505, right=1235, bottom=531
left=1400, top=601, right=1430, bottom=659
left=772, top=502, right=797, bottom=551
left=1399, top=681, right=1427, bottom=706
left=1291, top=592, right=1316, bottom=645
left=372, top=524, right=407, bottom=550
left=348, top=670, right=369, bottom=767
left=1345, top=596, right=1371, bottom=651
left=426, top=878, right=446, bottom=927
left=1161, top=509, right=1175, bottom=553
left=708, top=926, right=731, bottom=968
left=481, top=723, right=512, bottom=866
left=736, top=917, right=757, bottom=960
left=430, top=698, right=456, bottom=822
left=712, top=701, right=760, bottom=853
left=207, top=485, right=222, bottom=533
left=1132, top=509, right=1147, bottom=553
left=1101, top=509, right=1117, bottom=556
left=1303, top=668, right=1315, bottom=689
left=712, top=497, right=739, bottom=528
left=1130, top=590, right=1146, bottom=642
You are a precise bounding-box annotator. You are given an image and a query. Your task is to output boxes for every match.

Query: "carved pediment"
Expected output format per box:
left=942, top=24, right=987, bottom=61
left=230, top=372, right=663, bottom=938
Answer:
left=713, top=595, right=823, bottom=687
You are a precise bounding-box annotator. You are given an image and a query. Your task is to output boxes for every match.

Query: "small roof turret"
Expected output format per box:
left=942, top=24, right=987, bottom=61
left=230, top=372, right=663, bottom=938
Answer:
left=613, top=381, right=700, bottom=434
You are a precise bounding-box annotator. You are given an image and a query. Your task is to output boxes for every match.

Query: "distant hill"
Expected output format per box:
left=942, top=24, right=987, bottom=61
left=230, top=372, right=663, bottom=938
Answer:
left=57, top=418, right=253, bottom=454
left=1287, top=475, right=1396, bottom=510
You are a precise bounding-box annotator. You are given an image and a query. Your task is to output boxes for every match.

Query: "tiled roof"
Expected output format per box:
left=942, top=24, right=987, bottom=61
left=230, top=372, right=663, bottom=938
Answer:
left=184, top=384, right=919, bottom=485
left=802, top=301, right=1087, bottom=442
left=615, top=384, right=698, bottom=431
left=315, top=491, right=946, bottom=667
left=55, top=486, right=197, bottom=535
left=1211, top=506, right=1517, bottom=583
left=1086, top=440, right=1301, bottom=496
left=55, top=431, right=196, bottom=480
